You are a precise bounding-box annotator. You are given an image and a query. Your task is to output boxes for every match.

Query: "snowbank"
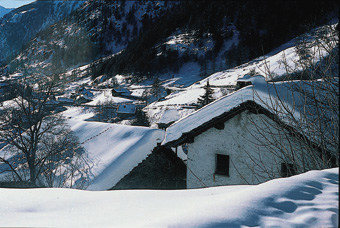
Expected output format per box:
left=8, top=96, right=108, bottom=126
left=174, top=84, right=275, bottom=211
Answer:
left=0, top=168, right=337, bottom=227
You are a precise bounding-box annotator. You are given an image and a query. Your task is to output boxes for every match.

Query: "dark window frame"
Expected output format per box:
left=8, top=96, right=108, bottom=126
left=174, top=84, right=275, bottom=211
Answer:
left=215, top=154, right=230, bottom=176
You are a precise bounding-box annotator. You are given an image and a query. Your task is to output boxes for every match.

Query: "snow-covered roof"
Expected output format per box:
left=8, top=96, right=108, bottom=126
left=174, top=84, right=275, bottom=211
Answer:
left=0, top=106, right=165, bottom=190
left=57, top=97, right=74, bottom=103
left=80, top=88, right=94, bottom=99
left=162, top=76, right=334, bottom=147
left=237, top=74, right=267, bottom=84
left=112, top=88, right=131, bottom=95
left=117, top=104, right=136, bottom=114
left=162, top=85, right=256, bottom=146
left=0, top=97, right=29, bottom=109
left=63, top=107, right=164, bottom=190
left=86, top=91, right=132, bottom=106
left=46, top=99, right=59, bottom=105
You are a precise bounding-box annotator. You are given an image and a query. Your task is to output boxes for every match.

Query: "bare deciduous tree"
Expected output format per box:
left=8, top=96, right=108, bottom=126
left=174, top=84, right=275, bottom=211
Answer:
left=0, top=77, right=92, bottom=188
left=246, top=23, right=339, bottom=177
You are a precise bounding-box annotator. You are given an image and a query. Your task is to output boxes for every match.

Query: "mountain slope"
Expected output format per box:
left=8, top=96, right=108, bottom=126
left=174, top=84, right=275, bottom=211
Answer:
left=0, top=0, right=84, bottom=65
left=3, top=0, right=337, bottom=80
left=6, top=0, right=177, bottom=76
left=145, top=23, right=339, bottom=128
left=98, top=0, right=338, bottom=79
left=0, top=6, right=13, bottom=18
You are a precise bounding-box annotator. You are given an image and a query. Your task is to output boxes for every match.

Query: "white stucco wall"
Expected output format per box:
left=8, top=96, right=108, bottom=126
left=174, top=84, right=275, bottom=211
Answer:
left=186, top=110, right=314, bottom=189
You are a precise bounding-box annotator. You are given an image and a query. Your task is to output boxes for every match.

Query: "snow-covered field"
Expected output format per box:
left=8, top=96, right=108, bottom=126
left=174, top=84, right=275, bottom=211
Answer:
left=0, top=168, right=338, bottom=227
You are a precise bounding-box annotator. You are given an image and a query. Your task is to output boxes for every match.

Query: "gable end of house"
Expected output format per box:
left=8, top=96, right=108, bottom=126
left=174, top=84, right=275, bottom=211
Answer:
left=164, top=100, right=336, bottom=167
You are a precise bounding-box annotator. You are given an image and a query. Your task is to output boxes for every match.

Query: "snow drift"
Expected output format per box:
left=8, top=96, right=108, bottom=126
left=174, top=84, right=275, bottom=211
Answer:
left=0, top=168, right=338, bottom=227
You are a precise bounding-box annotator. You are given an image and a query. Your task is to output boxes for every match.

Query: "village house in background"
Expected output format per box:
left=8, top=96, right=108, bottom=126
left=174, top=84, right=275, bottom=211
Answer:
left=116, top=103, right=136, bottom=118
left=112, top=87, right=131, bottom=97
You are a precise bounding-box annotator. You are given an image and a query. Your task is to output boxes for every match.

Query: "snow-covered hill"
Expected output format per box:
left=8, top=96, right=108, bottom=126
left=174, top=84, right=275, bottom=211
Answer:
left=0, top=0, right=84, bottom=65
left=145, top=47, right=290, bottom=127
left=0, top=168, right=338, bottom=227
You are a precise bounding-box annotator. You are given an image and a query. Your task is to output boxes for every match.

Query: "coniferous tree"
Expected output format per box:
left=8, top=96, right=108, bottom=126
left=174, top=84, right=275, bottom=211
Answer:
left=197, top=81, right=214, bottom=109
left=131, top=108, right=150, bottom=127
left=150, top=77, right=162, bottom=99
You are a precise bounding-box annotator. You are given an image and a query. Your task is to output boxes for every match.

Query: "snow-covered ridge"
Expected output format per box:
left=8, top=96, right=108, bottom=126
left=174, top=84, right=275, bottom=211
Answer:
left=0, top=168, right=337, bottom=227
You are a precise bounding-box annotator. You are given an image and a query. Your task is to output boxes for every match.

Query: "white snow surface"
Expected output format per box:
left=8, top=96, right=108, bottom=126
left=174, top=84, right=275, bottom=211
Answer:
left=62, top=107, right=164, bottom=190
left=0, top=168, right=338, bottom=227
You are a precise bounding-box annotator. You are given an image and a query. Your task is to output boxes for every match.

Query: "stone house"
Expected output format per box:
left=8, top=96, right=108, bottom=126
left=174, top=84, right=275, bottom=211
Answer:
left=162, top=77, right=334, bottom=189
left=111, top=145, right=186, bottom=190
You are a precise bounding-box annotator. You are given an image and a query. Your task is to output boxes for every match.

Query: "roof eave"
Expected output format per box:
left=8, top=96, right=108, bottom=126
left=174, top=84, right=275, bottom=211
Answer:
left=164, top=100, right=263, bottom=148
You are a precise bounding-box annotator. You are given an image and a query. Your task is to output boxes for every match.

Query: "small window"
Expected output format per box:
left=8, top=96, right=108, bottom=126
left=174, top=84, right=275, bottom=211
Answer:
left=215, top=154, right=229, bottom=176
left=281, top=163, right=297, bottom=177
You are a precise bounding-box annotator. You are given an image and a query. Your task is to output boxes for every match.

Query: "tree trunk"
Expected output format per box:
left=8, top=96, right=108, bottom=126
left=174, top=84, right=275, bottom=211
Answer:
left=27, top=157, right=37, bottom=186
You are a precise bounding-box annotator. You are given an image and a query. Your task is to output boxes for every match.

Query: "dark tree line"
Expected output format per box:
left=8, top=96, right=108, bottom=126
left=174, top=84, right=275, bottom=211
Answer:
left=92, top=0, right=338, bottom=81
left=231, top=0, right=338, bottom=64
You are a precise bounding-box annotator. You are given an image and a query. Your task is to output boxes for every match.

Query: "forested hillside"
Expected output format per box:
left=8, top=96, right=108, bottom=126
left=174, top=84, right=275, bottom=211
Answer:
left=2, top=0, right=337, bottom=83
left=95, top=0, right=338, bottom=81
left=5, top=1, right=177, bottom=76
left=0, top=0, right=83, bottom=65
